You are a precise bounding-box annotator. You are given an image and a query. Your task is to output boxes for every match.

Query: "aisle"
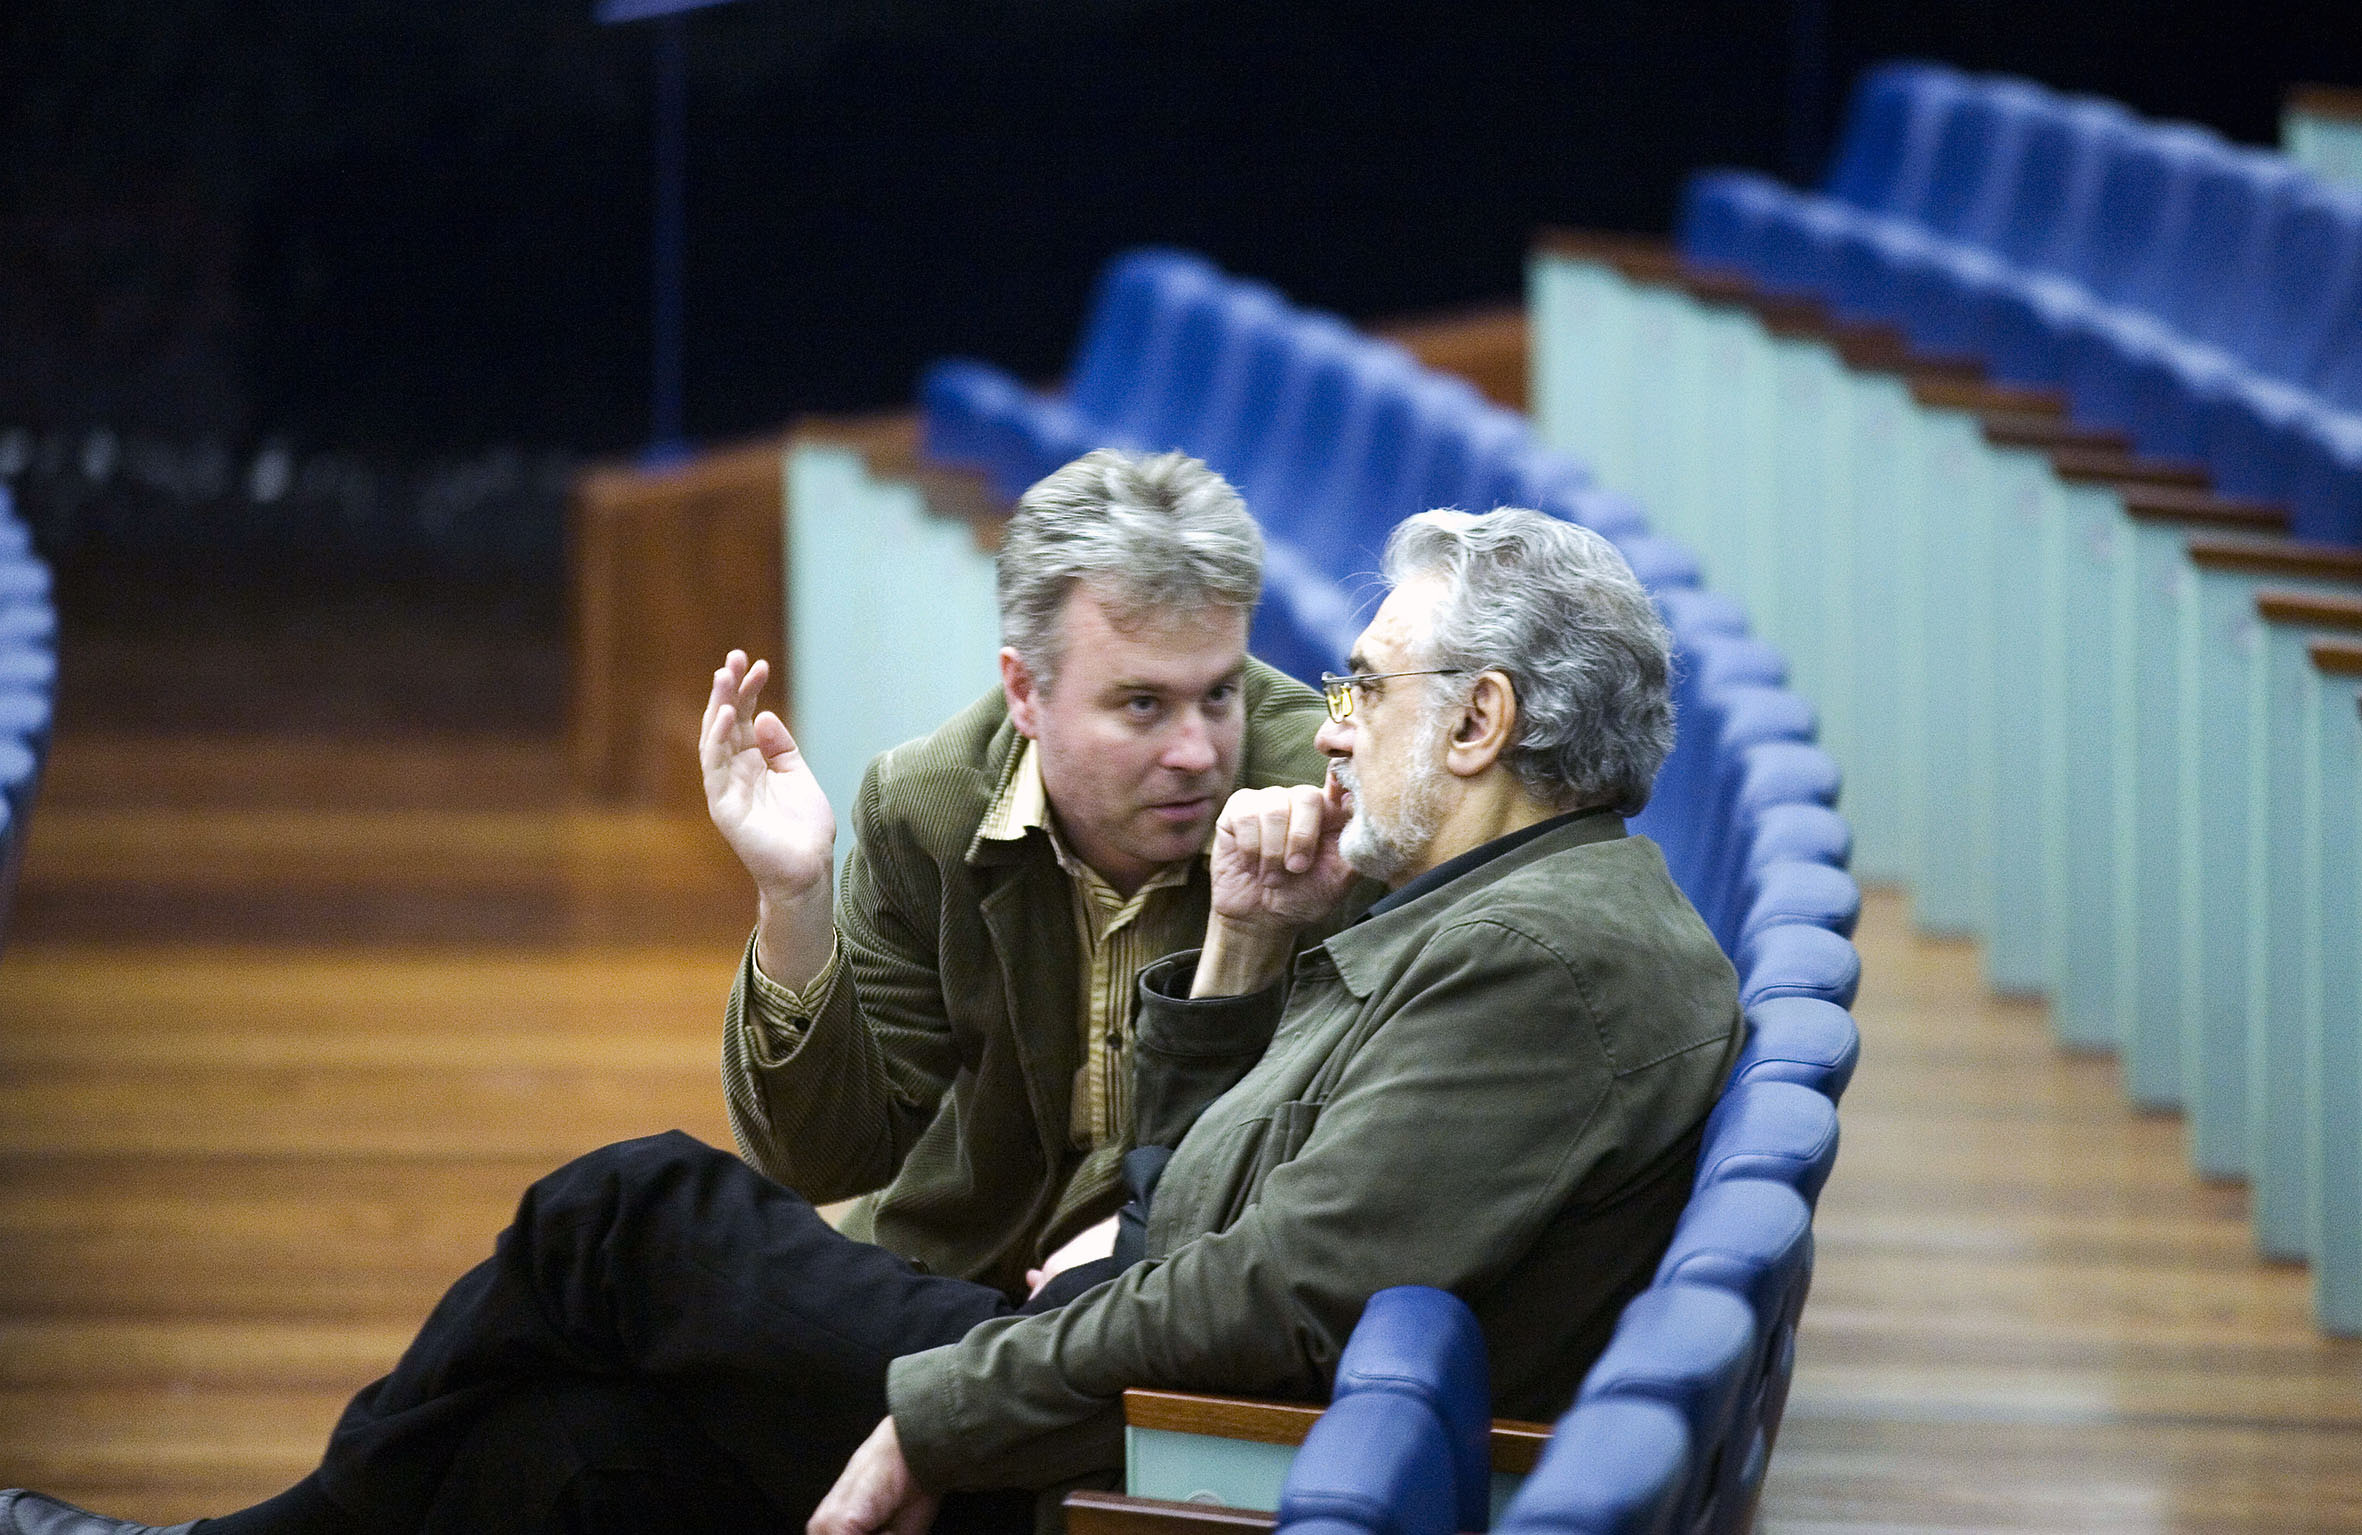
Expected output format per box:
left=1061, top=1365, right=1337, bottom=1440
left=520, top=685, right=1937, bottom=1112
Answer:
left=1, top=730, right=2355, bottom=1528
left=1766, top=895, right=2362, bottom=1531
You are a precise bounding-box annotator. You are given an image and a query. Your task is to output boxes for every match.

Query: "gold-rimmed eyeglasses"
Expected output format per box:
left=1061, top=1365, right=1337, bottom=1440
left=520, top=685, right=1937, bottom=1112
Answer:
left=1318, top=669, right=1470, bottom=723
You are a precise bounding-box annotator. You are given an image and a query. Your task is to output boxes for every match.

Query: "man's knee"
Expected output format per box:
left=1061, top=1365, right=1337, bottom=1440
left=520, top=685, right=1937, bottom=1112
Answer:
left=526, top=1132, right=748, bottom=1228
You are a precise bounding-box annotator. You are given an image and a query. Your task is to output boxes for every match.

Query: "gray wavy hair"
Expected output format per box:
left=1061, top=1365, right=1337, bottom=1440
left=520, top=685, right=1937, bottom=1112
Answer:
left=1383, top=507, right=1675, bottom=814
left=996, top=449, right=1265, bottom=685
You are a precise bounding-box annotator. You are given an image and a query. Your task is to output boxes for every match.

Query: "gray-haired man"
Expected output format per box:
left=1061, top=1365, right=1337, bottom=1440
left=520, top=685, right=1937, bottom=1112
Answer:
left=0, top=508, right=1739, bottom=1535
left=704, top=449, right=1334, bottom=1296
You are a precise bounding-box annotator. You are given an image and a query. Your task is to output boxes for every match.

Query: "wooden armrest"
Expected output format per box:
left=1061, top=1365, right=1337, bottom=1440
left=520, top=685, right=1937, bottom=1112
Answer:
left=1124, top=1389, right=1552, bottom=1474
left=1532, top=227, right=1682, bottom=284
left=1976, top=411, right=2124, bottom=451
left=1919, top=380, right=2071, bottom=419
left=2289, top=83, right=2362, bottom=125
left=2257, top=588, right=2362, bottom=630
left=2046, top=448, right=2210, bottom=491
left=2186, top=536, right=2362, bottom=586
left=2311, top=638, right=2362, bottom=678
left=1063, top=1492, right=1276, bottom=1535
left=2120, top=484, right=2288, bottom=534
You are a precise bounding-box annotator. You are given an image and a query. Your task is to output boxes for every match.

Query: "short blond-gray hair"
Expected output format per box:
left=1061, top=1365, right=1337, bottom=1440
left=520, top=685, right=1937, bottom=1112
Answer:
left=995, top=449, right=1264, bottom=684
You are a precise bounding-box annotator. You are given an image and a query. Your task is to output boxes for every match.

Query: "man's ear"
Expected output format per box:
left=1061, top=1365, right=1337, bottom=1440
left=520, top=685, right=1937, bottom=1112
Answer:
left=1001, top=647, right=1042, bottom=738
left=1443, top=670, right=1517, bottom=779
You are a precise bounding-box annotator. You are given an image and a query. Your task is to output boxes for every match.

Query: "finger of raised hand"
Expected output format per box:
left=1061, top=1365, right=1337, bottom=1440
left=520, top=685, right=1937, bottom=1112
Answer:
left=699, top=695, right=737, bottom=775
left=734, top=656, right=768, bottom=724
left=753, top=710, right=799, bottom=768
left=1283, top=784, right=1330, bottom=873
left=1253, top=794, right=1297, bottom=885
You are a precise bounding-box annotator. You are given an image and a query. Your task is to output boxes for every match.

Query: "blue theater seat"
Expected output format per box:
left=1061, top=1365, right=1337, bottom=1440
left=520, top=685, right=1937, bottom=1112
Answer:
left=1492, top=1397, right=1689, bottom=1535
left=1330, top=1287, right=1494, bottom=1534
left=1740, top=803, right=1852, bottom=878
left=1276, top=1391, right=1458, bottom=1535
left=1737, top=922, right=1862, bottom=1011
left=1729, top=997, right=1862, bottom=1102
left=1693, top=1081, right=1842, bottom=1206
left=1605, top=533, right=1701, bottom=593
left=1652, top=1179, right=1817, bottom=1535
left=1570, top=1284, right=1756, bottom=1535
left=1066, top=249, right=1222, bottom=438
left=1735, top=861, right=1862, bottom=956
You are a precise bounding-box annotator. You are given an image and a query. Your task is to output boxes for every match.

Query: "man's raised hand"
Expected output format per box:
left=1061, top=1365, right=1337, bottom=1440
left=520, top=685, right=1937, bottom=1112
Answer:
left=1208, top=778, right=1356, bottom=933
left=700, top=651, right=839, bottom=988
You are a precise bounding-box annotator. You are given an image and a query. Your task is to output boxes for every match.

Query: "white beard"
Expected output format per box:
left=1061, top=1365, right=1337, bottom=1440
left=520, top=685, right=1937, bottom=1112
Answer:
left=1335, top=710, right=1451, bottom=884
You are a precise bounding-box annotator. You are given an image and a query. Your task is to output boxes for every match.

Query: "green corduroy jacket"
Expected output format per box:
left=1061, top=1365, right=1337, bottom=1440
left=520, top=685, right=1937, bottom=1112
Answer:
left=886, top=809, right=1745, bottom=1494
left=721, top=659, right=1334, bottom=1296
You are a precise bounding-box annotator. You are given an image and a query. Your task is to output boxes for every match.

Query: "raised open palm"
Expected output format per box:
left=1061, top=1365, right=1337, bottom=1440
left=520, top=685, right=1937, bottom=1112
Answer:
left=701, top=651, right=836, bottom=902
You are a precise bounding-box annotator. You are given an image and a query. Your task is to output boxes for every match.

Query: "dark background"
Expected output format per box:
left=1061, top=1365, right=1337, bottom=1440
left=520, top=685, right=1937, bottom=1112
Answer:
left=4, top=0, right=2359, bottom=585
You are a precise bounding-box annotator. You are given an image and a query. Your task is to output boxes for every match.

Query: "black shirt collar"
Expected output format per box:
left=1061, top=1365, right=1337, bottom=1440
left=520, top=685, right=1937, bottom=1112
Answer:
left=1357, top=804, right=1622, bottom=921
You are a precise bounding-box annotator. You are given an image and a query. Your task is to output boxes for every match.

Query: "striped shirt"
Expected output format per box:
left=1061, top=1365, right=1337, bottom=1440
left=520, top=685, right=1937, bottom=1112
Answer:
left=745, top=738, right=1204, bottom=1157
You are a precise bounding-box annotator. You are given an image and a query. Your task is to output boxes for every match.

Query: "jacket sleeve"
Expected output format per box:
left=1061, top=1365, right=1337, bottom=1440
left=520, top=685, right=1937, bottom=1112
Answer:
left=886, top=919, right=1648, bottom=1491
left=720, top=756, right=965, bottom=1201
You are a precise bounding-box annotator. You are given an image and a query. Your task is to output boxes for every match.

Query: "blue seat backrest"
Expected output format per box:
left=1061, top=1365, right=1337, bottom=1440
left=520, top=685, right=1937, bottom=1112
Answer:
left=1184, top=286, right=1300, bottom=488
left=1742, top=802, right=1852, bottom=876
left=1735, top=861, right=1862, bottom=959
left=1730, top=996, right=1862, bottom=1101
left=1495, top=1396, right=1690, bottom=1535
left=1065, top=248, right=1217, bottom=434
left=1652, top=1179, right=1816, bottom=1535
left=1242, top=320, right=1386, bottom=544
left=1574, top=1284, right=1757, bottom=1535
left=1333, top=1286, right=1493, bottom=1534
left=1912, top=77, right=2051, bottom=249
left=2239, top=184, right=2362, bottom=389
left=1991, top=95, right=2136, bottom=273
left=2152, top=147, right=2302, bottom=349
left=1606, top=533, right=1701, bottom=593
left=1738, top=922, right=1862, bottom=1012
left=2077, top=121, right=2225, bottom=311
left=1277, top=1390, right=1458, bottom=1535
left=1822, top=61, right=1970, bottom=217
left=1694, top=1080, right=1842, bottom=1205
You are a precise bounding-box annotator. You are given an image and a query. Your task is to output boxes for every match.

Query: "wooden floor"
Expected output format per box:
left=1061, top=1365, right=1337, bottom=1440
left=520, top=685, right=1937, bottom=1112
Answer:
left=3, top=723, right=2359, bottom=1527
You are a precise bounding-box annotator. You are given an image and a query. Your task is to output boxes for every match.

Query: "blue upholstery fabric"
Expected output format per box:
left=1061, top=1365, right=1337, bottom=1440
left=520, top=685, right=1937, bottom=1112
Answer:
left=1693, top=1082, right=1843, bottom=1205
left=1495, top=1397, right=1689, bottom=1535
left=1572, top=1284, right=1756, bottom=1535
left=1735, top=861, right=1862, bottom=952
left=1729, top=998, right=1862, bottom=1102
left=1276, top=1390, right=1459, bottom=1535
left=1652, top=1179, right=1816, bottom=1534
left=1332, top=1287, right=1494, bottom=1534
left=1737, top=922, right=1863, bottom=1011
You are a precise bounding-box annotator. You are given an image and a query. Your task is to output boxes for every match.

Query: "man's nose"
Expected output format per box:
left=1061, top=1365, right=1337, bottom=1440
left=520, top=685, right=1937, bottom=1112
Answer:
left=1163, top=708, right=1220, bottom=774
left=1314, top=716, right=1353, bottom=757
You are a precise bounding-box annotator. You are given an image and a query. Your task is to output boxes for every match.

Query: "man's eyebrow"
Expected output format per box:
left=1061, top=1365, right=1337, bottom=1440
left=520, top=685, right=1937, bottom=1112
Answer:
left=1344, top=650, right=1372, bottom=674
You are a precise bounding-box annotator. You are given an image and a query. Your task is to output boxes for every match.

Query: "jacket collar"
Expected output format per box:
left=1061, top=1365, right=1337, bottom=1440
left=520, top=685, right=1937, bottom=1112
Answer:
left=1319, top=808, right=1628, bottom=999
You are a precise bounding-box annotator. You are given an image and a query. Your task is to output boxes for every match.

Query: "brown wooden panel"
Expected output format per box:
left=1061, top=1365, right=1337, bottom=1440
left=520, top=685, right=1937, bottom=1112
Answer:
left=2187, top=535, right=2362, bottom=584
left=2257, top=589, right=2362, bottom=630
left=1531, top=227, right=1682, bottom=283
left=1976, top=412, right=2125, bottom=452
left=2290, top=83, right=2362, bottom=123
left=2047, top=448, right=2210, bottom=490
left=1377, top=305, right=1529, bottom=413
left=1062, top=1491, right=1277, bottom=1535
left=2312, top=638, right=2362, bottom=677
left=2121, top=485, right=2287, bottom=534
left=568, top=431, right=791, bottom=810
left=1920, top=383, right=2072, bottom=420
left=1121, top=1390, right=1551, bottom=1474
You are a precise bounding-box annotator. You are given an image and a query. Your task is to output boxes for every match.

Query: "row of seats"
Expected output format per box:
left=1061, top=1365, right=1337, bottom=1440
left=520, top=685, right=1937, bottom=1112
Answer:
left=0, top=486, right=56, bottom=952
left=913, top=249, right=1862, bottom=1530
left=1530, top=67, right=2362, bottom=1335
left=1272, top=997, right=1857, bottom=1535
left=1685, top=60, right=2362, bottom=547
left=922, top=248, right=1647, bottom=683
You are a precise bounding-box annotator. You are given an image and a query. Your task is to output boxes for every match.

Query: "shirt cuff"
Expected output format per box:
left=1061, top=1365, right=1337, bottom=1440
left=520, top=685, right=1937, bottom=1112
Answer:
left=742, top=929, right=844, bottom=1061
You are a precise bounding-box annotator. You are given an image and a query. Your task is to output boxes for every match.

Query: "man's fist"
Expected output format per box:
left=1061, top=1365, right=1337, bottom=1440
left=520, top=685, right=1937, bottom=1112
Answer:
left=1207, top=777, right=1355, bottom=934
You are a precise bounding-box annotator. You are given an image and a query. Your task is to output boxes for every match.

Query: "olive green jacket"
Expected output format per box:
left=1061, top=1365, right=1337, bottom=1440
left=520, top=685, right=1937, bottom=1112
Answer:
left=721, top=660, right=1334, bottom=1295
left=887, top=810, right=1744, bottom=1492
